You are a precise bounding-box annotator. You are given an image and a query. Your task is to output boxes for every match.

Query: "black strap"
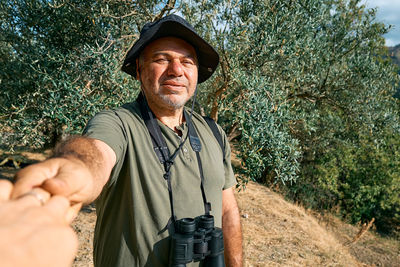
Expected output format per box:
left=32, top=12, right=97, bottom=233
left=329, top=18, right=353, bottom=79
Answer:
left=185, top=110, right=212, bottom=214
left=136, top=93, right=211, bottom=220
left=203, top=116, right=224, bottom=153
left=137, top=93, right=170, bottom=164
left=195, top=152, right=211, bottom=214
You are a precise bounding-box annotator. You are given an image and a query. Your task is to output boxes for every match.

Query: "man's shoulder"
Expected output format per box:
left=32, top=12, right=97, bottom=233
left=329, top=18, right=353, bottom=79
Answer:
left=118, top=101, right=141, bottom=117
left=85, top=101, right=143, bottom=133
left=187, top=109, right=212, bottom=126
left=187, top=109, right=225, bottom=152
left=189, top=110, right=224, bottom=135
left=94, top=101, right=141, bottom=120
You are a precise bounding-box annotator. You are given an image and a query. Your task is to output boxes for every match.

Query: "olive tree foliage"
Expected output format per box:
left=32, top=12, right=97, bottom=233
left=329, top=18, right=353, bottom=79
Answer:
left=0, top=0, right=176, bottom=149
left=179, top=0, right=302, bottom=185
left=226, top=0, right=400, bottom=232
left=183, top=0, right=399, bottom=232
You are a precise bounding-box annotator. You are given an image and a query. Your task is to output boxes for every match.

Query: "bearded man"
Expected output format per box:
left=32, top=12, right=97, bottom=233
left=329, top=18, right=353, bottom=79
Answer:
left=12, top=15, right=242, bottom=267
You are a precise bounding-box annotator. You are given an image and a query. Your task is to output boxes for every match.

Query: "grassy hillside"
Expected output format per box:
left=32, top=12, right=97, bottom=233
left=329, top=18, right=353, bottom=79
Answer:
left=70, top=181, right=400, bottom=267
left=236, top=182, right=399, bottom=267
left=1, top=149, right=399, bottom=267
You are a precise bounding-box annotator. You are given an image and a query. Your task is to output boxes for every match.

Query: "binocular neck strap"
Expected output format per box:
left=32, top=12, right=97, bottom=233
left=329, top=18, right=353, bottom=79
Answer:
left=136, top=93, right=211, bottom=223
left=185, top=109, right=211, bottom=215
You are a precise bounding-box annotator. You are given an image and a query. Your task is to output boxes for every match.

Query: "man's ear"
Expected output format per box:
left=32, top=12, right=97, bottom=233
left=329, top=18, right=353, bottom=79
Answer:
left=135, top=59, right=140, bottom=81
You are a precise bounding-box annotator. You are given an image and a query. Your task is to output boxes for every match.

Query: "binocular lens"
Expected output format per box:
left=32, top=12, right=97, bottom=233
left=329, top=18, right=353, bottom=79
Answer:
left=177, top=218, right=196, bottom=234
left=170, top=215, right=224, bottom=267
left=198, top=214, right=214, bottom=229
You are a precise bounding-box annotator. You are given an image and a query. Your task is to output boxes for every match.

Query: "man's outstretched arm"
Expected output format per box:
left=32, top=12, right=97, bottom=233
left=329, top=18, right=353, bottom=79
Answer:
left=11, top=136, right=116, bottom=205
left=222, top=187, right=243, bottom=267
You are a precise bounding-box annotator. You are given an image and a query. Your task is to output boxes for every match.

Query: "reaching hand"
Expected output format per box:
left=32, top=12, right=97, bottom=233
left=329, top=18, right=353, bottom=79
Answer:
left=11, top=157, right=95, bottom=205
left=11, top=138, right=116, bottom=206
left=0, top=179, right=78, bottom=267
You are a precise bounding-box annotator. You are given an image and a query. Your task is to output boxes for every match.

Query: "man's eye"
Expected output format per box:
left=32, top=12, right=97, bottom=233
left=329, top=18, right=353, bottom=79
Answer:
left=182, top=60, right=195, bottom=65
left=155, top=58, right=168, bottom=63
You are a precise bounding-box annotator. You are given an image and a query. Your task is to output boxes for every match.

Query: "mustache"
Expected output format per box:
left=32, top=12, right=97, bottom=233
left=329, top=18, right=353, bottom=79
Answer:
left=160, top=79, right=186, bottom=86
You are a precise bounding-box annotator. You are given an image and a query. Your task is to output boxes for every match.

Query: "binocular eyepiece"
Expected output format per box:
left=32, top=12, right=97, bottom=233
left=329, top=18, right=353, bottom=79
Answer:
left=169, top=214, right=225, bottom=267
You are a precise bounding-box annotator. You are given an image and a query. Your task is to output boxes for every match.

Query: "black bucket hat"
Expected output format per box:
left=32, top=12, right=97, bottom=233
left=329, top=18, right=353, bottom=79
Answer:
left=121, top=15, right=219, bottom=83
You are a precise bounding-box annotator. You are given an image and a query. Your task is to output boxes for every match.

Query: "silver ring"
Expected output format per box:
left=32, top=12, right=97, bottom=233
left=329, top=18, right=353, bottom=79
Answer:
left=21, top=191, right=46, bottom=205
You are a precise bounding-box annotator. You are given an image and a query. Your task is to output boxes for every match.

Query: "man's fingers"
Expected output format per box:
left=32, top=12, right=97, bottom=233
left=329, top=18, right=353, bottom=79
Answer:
left=65, top=203, right=83, bottom=224
left=11, top=160, right=60, bottom=199
left=0, top=179, right=13, bottom=202
left=11, top=157, right=93, bottom=205
left=12, top=158, right=90, bottom=204
left=41, top=164, right=91, bottom=203
left=41, top=171, right=81, bottom=199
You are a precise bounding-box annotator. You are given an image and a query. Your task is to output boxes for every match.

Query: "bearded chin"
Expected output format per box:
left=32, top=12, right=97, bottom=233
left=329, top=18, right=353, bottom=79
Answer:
left=158, top=93, right=188, bottom=109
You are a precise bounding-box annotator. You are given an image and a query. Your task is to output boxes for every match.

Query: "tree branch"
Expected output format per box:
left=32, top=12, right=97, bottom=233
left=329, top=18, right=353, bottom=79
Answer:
left=154, top=0, right=176, bottom=21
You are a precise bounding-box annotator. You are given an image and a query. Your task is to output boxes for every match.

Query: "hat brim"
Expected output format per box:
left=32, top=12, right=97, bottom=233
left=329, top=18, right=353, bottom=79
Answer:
left=121, top=20, right=219, bottom=83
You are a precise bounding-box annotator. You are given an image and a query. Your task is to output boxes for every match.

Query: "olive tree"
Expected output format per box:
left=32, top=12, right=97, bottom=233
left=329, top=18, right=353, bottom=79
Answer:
left=0, top=0, right=176, bottom=149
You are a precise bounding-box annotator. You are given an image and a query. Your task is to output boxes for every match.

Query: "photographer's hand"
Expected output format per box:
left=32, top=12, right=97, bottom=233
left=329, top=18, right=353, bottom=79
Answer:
left=0, top=179, right=78, bottom=267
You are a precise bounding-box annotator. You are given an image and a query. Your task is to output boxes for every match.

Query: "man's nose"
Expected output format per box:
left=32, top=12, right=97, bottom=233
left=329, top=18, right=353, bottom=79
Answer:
left=167, top=59, right=184, bottom=76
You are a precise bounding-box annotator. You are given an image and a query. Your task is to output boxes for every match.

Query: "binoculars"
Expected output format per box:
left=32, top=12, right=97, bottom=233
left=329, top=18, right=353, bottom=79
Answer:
left=169, top=214, right=225, bottom=267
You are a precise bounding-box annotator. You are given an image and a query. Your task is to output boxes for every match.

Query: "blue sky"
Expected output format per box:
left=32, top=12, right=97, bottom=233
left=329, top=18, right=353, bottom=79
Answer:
left=361, top=0, right=400, bottom=46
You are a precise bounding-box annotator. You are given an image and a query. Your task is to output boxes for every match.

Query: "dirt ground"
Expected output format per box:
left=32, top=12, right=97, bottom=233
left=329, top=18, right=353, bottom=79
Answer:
left=1, top=151, right=399, bottom=267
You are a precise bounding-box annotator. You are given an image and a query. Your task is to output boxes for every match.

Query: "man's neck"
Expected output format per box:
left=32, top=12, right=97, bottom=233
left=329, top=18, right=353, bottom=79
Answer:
left=147, top=102, right=185, bottom=131
left=156, top=111, right=185, bottom=131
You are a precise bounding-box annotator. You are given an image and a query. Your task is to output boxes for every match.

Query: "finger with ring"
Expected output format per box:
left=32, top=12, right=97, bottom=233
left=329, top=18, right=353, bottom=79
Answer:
left=18, top=188, right=51, bottom=206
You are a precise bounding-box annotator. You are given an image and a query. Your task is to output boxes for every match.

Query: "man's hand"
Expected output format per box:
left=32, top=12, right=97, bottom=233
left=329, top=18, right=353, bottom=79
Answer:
left=0, top=179, right=78, bottom=267
left=12, top=157, right=95, bottom=204
left=11, top=137, right=116, bottom=205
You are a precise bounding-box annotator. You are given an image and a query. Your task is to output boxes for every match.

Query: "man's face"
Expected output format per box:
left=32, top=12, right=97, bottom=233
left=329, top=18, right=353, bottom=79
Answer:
left=137, top=37, right=198, bottom=111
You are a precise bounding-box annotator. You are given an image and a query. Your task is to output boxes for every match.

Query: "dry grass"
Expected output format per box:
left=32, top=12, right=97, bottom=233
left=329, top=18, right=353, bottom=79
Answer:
left=316, top=213, right=400, bottom=267
left=235, top=181, right=361, bottom=267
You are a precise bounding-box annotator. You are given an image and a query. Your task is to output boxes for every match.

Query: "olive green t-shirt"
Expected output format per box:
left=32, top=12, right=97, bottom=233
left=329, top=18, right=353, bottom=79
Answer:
left=83, top=101, right=236, bottom=267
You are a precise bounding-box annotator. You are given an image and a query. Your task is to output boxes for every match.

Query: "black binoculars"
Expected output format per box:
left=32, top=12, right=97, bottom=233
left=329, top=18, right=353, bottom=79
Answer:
left=169, top=214, right=225, bottom=267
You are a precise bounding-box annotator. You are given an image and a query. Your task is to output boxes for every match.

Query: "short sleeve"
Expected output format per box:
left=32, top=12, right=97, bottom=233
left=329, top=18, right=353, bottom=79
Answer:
left=83, top=110, right=127, bottom=163
left=219, top=126, right=237, bottom=190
